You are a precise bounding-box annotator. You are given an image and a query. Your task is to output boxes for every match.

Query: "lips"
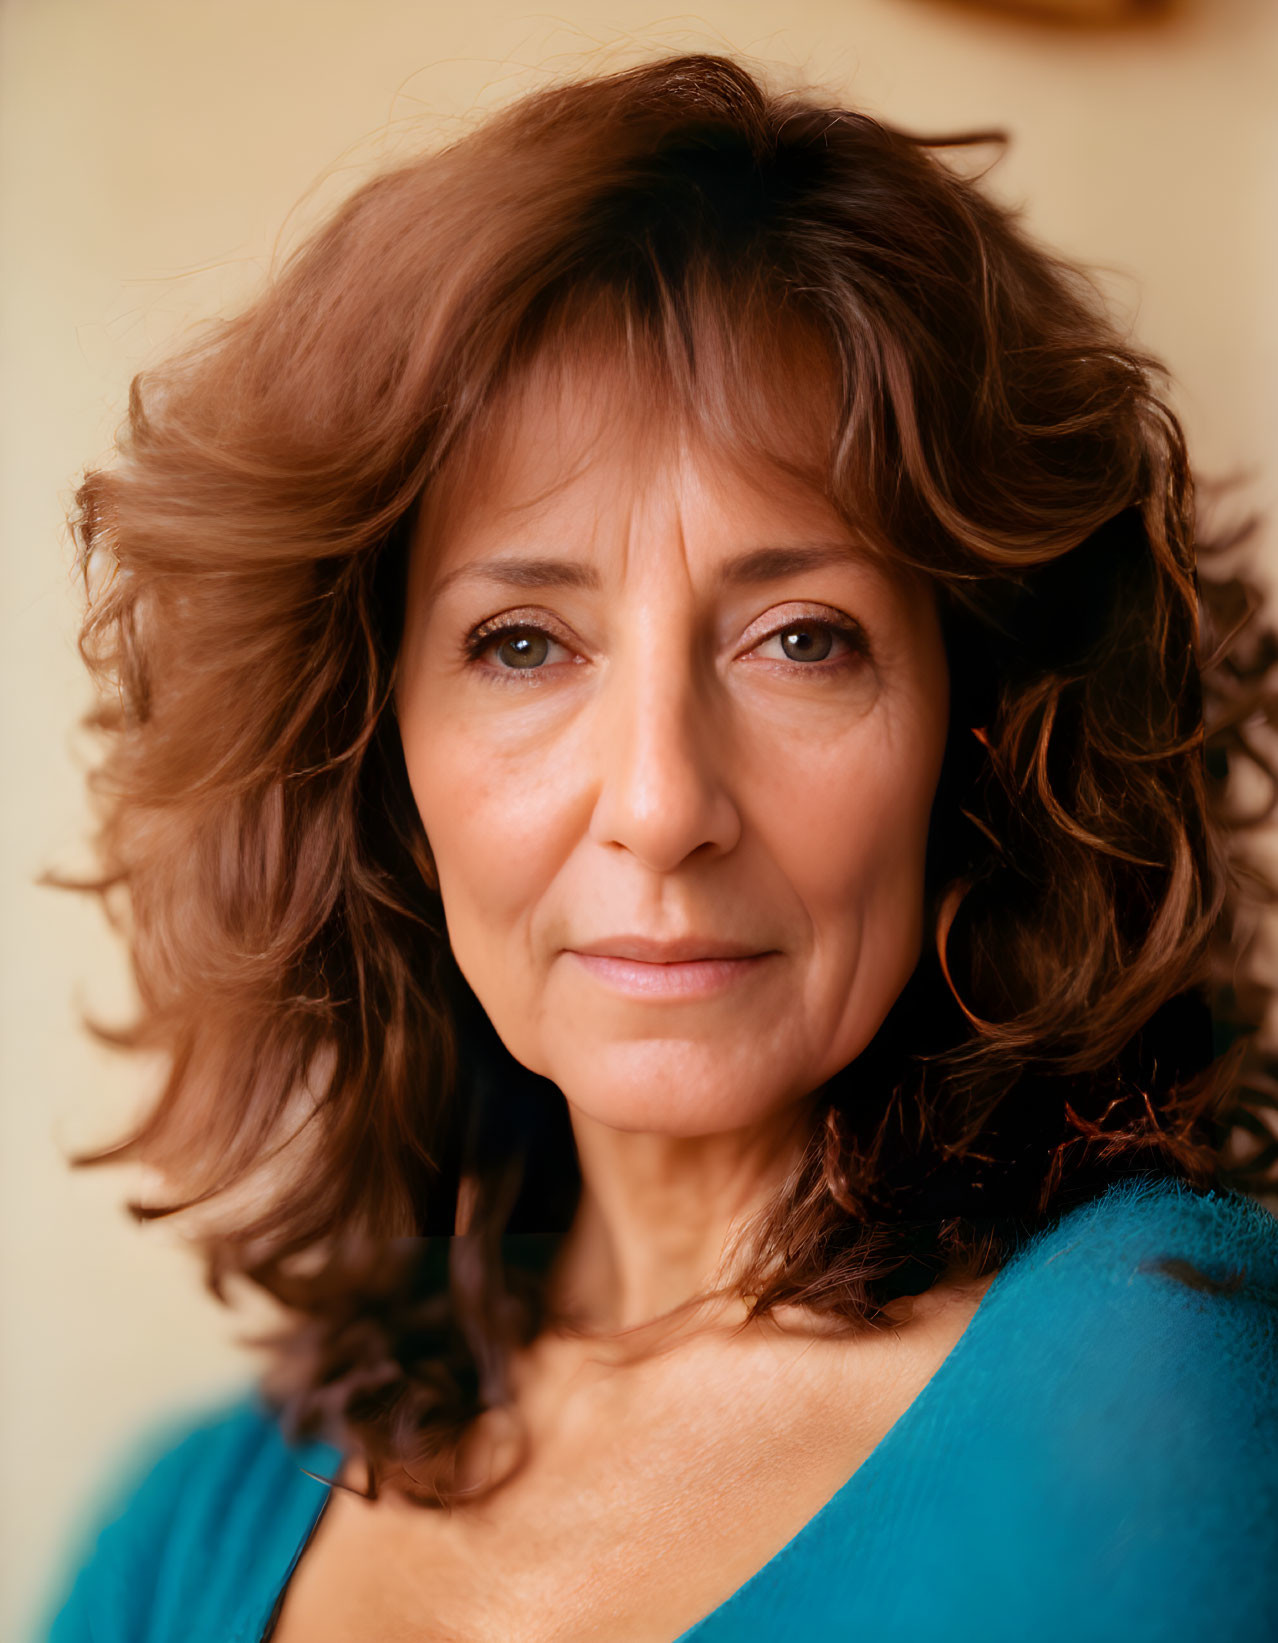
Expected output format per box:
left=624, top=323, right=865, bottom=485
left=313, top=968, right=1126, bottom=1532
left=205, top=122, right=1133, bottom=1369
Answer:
left=563, top=937, right=777, bottom=1000
left=567, top=935, right=772, bottom=963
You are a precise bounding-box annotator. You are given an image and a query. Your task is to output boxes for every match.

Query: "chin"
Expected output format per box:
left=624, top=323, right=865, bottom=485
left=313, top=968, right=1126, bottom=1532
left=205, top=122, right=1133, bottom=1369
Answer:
left=544, top=1037, right=816, bottom=1138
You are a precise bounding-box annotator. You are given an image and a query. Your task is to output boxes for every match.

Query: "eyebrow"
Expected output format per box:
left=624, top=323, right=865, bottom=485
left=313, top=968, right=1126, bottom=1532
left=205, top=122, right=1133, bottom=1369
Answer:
left=719, top=542, right=867, bottom=587
left=433, top=541, right=871, bottom=597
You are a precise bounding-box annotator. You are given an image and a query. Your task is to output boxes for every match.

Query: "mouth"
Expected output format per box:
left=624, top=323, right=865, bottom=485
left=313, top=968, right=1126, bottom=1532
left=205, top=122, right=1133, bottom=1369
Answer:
left=564, top=937, right=778, bottom=999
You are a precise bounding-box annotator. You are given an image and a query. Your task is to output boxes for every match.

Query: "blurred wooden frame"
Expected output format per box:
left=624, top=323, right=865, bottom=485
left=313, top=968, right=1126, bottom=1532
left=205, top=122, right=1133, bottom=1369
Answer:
left=940, top=0, right=1171, bottom=22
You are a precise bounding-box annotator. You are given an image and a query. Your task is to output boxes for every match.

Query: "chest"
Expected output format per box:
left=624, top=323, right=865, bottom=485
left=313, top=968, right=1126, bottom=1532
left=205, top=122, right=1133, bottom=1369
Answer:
left=267, top=1308, right=975, bottom=1643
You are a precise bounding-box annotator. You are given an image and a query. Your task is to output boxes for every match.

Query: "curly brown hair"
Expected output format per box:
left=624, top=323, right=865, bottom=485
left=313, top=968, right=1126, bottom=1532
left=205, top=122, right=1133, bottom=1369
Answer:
left=58, top=52, right=1277, bottom=1504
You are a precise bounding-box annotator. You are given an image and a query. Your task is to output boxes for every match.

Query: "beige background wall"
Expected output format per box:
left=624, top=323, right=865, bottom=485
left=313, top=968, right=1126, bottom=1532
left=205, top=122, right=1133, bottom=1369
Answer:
left=3, top=0, right=1275, bottom=1634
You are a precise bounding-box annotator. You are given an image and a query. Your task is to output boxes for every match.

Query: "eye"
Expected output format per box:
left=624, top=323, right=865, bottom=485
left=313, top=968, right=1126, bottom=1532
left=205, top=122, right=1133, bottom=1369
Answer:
left=465, top=618, right=575, bottom=674
left=491, top=629, right=552, bottom=669
left=750, top=616, right=865, bottom=667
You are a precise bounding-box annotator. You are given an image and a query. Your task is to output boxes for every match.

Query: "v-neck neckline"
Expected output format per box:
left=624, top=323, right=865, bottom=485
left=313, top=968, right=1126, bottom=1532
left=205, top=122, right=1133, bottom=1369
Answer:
left=263, top=1235, right=1024, bottom=1643
left=670, top=1233, right=1025, bottom=1639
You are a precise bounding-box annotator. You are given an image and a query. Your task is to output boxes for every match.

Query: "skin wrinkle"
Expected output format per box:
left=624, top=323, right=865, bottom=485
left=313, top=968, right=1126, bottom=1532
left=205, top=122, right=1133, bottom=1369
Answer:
left=430, top=542, right=892, bottom=605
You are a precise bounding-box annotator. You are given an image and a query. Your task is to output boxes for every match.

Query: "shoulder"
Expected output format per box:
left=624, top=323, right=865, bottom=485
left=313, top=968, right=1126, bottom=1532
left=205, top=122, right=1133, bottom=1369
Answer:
left=1008, top=1172, right=1278, bottom=1292
left=37, top=1389, right=338, bottom=1643
left=990, top=1173, right=1278, bottom=1402
left=983, top=1173, right=1278, bottom=1454
left=931, top=1175, right=1278, bottom=1638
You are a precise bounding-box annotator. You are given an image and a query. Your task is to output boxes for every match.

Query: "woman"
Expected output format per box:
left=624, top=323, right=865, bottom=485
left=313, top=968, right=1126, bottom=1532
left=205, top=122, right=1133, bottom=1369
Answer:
left=42, top=50, right=1278, bottom=1643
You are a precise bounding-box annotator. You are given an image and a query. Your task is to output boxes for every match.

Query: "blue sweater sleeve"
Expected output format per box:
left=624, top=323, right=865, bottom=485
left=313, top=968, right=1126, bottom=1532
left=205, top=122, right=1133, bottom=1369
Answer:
left=36, top=1393, right=337, bottom=1643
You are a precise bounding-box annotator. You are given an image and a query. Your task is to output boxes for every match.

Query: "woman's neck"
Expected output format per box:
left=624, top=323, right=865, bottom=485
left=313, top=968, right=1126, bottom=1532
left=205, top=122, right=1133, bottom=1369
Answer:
left=549, top=1098, right=818, bottom=1332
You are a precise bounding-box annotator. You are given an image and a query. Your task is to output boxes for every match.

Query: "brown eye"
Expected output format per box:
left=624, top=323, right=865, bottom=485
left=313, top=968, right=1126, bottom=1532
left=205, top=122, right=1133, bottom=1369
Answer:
left=465, top=620, right=574, bottom=675
left=748, top=614, right=866, bottom=671
left=778, top=623, right=834, bottom=662
left=495, top=630, right=550, bottom=668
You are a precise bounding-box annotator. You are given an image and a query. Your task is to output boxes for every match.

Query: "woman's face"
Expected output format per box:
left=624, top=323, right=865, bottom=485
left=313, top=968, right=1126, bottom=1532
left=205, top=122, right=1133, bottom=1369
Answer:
left=396, top=375, right=951, bottom=1139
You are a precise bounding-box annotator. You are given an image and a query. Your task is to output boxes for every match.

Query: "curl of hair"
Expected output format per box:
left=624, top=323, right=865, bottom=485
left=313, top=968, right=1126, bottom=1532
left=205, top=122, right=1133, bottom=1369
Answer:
left=55, top=53, right=1278, bottom=1505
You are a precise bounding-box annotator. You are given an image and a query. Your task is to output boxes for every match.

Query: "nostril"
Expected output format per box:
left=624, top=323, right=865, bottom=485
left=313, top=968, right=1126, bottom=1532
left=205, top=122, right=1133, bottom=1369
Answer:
left=588, top=746, right=742, bottom=871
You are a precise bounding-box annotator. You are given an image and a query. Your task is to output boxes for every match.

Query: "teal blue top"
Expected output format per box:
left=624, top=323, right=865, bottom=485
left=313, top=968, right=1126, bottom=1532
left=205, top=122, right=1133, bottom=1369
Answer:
left=36, top=1177, right=1278, bottom=1641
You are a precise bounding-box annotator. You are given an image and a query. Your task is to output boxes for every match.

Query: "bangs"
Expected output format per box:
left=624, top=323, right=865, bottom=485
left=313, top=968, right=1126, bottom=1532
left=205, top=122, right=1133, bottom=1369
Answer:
left=419, top=274, right=858, bottom=565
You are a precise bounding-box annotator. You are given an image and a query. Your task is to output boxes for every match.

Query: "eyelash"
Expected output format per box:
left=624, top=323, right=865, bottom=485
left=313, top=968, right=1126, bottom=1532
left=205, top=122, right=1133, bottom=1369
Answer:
left=462, top=615, right=576, bottom=678
left=462, top=609, right=869, bottom=679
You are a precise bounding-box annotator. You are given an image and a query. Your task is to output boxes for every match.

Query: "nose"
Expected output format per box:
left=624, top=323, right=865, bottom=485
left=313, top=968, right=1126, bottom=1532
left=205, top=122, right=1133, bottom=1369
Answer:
left=587, top=645, right=742, bottom=873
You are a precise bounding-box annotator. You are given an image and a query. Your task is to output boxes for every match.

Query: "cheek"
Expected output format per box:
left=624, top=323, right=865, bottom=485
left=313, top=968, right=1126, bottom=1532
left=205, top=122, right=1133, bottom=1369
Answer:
left=404, top=728, right=516, bottom=913
left=769, top=725, right=939, bottom=915
left=763, top=716, right=945, bottom=1047
left=398, top=717, right=583, bottom=1035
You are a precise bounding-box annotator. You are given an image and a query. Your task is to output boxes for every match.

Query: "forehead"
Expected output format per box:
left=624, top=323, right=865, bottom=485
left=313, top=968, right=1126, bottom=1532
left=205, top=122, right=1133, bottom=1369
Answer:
left=413, top=333, right=913, bottom=597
